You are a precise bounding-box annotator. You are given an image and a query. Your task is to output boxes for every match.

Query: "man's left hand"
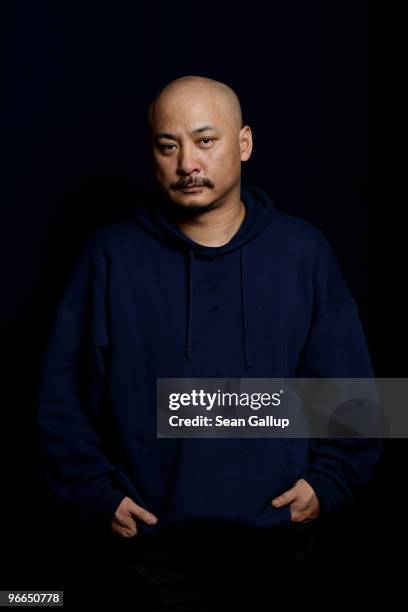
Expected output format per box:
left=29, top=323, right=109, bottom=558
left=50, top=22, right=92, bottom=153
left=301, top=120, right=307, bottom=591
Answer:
left=271, top=478, right=320, bottom=522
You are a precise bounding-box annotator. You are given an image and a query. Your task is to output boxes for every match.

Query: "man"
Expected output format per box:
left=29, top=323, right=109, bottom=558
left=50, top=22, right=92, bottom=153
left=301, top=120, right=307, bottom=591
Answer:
left=38, top=75, right=381, bottom=609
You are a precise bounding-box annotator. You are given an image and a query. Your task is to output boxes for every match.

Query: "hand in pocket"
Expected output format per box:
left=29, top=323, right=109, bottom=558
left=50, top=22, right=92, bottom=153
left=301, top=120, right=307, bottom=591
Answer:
left=111, top=496, right=158, bottom=538
left=271, top=478, right=320, bottom=522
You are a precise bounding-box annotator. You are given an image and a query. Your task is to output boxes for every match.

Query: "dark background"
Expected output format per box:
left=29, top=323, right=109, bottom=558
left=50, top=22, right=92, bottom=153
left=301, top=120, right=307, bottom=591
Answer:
left=2, top=0, right=395, bottom=602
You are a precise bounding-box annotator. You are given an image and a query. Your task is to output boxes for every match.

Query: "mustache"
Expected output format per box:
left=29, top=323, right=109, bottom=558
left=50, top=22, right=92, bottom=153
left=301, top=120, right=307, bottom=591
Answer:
left=171, top=177, right=214, bottom=190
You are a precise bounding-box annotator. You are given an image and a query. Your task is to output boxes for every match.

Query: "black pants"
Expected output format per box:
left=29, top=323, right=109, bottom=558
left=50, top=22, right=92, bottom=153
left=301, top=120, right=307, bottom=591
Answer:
left=97, top=521, right=319, bottom=611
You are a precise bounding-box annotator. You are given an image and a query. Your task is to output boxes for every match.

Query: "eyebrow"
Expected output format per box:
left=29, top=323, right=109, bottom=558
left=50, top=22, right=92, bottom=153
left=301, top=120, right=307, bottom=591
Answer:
left=155, top=125, right=219, bottom=141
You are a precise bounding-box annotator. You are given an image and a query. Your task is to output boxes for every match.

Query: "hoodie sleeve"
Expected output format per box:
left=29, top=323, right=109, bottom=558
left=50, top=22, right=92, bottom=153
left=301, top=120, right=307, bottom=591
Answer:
left=37, top=238, right=126, bottom=533
left=296, top=229, right=382, bottom=516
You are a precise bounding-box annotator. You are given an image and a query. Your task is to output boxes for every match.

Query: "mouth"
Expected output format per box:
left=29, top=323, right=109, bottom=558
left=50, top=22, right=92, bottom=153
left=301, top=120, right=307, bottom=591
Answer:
left=180, top=186, right=204, bottom=193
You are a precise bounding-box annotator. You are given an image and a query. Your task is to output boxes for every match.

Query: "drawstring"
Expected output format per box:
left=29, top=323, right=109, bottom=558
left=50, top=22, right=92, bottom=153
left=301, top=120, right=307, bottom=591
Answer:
left=240, top=246, right=252, bottom=369
left=184, top=247, right=252, bottom=369
left=184, top=249, right=194, bottom=360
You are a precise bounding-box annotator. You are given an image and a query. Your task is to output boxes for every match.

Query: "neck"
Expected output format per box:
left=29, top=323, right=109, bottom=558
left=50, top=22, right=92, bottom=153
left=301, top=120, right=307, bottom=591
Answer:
left=175, top=183, right=246, bottom=247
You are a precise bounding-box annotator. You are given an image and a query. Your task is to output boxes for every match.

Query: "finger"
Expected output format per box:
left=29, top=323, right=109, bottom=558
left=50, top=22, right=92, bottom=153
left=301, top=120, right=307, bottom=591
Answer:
left=290, top=514, right=313, bottom=523
left=113, top=507, right=138, bottom=528
left=111, top=521, right=138, bottom=538
left=289, top=510, right=306, bottom=522
left=113, top=512, right=135, bottom=528
left=128, top=501, right=158, bottom=525
left=290, top=503, right=318, bottom=521
left=271, top=487, right=298, bottom=508
left=111, top=515, right=137, bottom=534
left=290, top=490, right=320, bottom=517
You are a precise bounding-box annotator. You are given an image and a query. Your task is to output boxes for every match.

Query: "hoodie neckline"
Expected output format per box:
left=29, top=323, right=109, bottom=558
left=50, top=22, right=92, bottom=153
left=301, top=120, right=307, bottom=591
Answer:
left=133, top=183, right=275, bottom=260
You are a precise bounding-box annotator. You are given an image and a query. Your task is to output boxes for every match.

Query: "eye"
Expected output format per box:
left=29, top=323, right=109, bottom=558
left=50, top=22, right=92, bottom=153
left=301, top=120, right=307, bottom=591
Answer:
left=159, top=143, right=177, bottom=153
left=200, top=137, right=215, bottom=146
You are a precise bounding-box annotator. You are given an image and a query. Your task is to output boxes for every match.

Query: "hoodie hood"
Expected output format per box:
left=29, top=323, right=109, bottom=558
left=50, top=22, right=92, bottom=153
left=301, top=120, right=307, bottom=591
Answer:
left=132, top=183, right=276, bottom=368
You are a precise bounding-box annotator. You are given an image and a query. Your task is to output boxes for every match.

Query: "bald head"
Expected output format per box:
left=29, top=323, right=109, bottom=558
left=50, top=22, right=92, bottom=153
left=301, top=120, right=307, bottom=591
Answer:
left=147, top=75, right=243, bottom=134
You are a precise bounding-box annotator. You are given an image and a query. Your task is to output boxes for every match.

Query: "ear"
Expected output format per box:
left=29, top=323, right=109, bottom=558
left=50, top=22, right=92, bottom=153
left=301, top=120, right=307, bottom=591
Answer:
left=239, top=125, right=253, bottom=162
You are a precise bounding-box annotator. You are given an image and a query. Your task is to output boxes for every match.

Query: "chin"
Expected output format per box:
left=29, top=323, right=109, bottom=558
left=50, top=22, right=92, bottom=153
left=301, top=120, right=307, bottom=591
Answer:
left=170, top=193, right=218, bottom=214
left=181, top=202, right=217, bottom=214
left=181, top=198, right=212, bottom=208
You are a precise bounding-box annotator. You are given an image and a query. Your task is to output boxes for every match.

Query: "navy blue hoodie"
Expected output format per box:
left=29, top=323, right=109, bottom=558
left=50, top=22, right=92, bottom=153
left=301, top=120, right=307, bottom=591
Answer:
left=37, top=183, right=382, bottom=535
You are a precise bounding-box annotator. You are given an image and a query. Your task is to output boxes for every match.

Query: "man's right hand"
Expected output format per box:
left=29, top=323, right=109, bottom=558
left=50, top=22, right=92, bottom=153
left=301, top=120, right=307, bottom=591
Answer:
left=111, top=496, right=158, bottom=538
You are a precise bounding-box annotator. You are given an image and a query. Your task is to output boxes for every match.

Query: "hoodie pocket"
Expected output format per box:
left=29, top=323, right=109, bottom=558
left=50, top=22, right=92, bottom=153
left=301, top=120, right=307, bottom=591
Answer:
left=130, top=438, right=180, bottom=505
left=236, top=438, right=300, bottom=505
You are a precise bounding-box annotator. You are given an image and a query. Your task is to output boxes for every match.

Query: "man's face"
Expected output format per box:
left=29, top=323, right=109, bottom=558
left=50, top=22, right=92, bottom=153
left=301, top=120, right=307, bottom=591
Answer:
left=149, top=87, right=251, bottom=212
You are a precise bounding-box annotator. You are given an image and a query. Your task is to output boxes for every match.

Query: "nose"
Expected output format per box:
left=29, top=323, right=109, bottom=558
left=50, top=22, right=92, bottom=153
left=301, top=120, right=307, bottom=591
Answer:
left=177, top=143, right=201, bottom=175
